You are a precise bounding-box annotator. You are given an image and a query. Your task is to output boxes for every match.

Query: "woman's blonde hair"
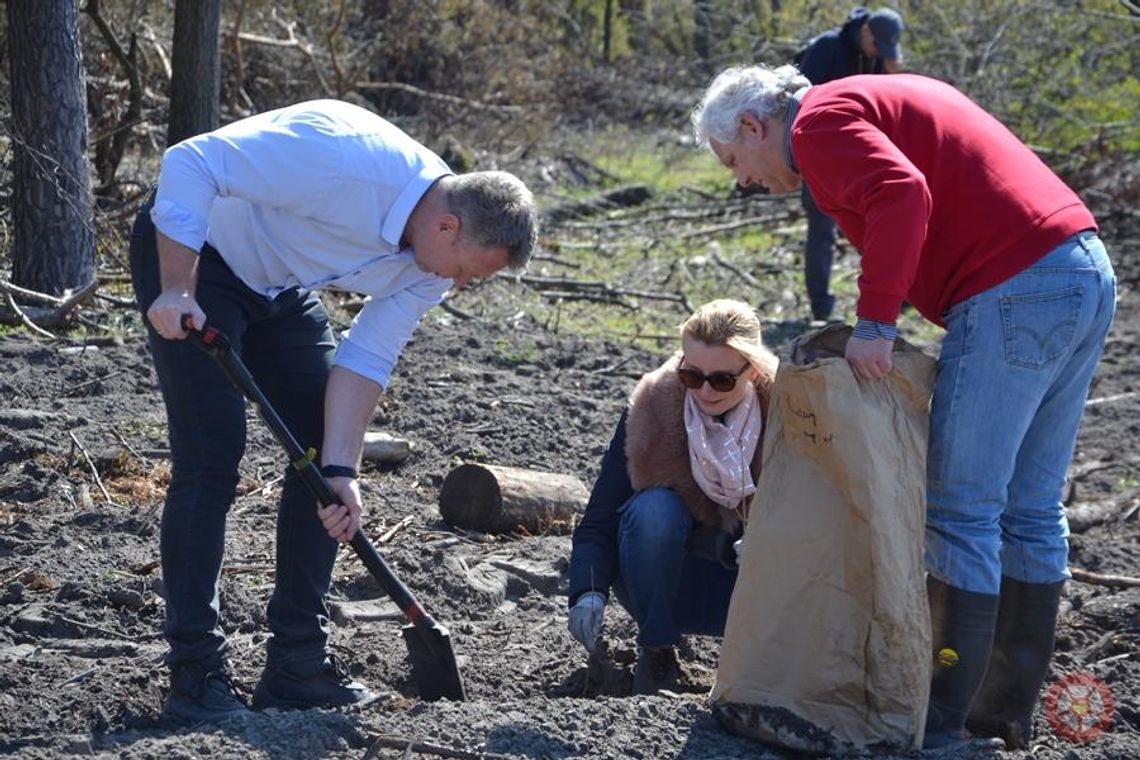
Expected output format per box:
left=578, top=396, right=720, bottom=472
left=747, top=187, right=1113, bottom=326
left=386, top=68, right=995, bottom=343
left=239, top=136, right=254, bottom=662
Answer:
left=681, top=299, right=779, bottom=383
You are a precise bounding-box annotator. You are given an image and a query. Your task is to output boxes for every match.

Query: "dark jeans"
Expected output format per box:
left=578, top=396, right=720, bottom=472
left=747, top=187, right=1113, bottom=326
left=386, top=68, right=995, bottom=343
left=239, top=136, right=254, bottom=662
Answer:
left=130, top=201, right=339, bottom=672
left=801, top=185, right=837, bottom=321
left=611, top=488, right=738, bottom=647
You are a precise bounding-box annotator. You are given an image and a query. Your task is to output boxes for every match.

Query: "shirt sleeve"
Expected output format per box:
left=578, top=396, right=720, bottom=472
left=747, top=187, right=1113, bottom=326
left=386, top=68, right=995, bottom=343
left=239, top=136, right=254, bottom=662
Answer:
left=332, top=276, right=451, bottom=388
left=150, top=112, right=346, bottom=251
left=568, top=410, right=634, bottom=607
left=793, top=108, right=932, bottom=322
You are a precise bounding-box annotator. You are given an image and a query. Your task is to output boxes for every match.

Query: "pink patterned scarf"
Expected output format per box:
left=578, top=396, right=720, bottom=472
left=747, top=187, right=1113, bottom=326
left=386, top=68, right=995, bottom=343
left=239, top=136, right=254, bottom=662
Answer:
left=683, top=388, right=763, bottom=511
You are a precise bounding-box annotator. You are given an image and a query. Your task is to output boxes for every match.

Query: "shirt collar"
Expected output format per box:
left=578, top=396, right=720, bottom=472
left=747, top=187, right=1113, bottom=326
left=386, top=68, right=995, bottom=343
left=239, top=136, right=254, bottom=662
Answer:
left=784, top=86, right=811, bottom=174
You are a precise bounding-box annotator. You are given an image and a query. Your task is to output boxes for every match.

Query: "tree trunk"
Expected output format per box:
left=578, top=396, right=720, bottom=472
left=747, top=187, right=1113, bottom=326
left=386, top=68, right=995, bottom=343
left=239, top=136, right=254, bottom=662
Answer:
left=603, top=0, right=615, bottom=63
left=166, top=0, right=221, bottom=146
left=438, top=463, right=589, bottom=535
left=6, top=0, right=96, bottom=297
left=693, top=1, right=715, bottom=72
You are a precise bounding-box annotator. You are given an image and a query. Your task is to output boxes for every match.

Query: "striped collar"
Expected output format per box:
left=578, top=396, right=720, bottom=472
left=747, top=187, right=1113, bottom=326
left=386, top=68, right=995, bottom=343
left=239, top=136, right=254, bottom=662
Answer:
left=784, top=86, right=811, bottom=174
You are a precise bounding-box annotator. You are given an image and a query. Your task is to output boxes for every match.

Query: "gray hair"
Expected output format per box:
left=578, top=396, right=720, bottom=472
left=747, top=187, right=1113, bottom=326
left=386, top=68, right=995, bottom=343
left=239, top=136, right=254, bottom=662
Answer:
left=446, top=171, right=538, bottom=269
left=691, top=64, right=810, bottom=148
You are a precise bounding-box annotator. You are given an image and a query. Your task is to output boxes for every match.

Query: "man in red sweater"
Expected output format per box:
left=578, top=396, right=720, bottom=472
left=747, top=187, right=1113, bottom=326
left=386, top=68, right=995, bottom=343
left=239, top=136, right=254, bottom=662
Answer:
left=691, top=66, right=1116, bottom=749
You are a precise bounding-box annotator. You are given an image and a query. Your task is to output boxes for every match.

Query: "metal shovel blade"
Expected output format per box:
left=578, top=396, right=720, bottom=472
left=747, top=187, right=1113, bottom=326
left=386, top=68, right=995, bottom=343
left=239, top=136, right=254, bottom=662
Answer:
left=402, top=621, right=466, bottom=701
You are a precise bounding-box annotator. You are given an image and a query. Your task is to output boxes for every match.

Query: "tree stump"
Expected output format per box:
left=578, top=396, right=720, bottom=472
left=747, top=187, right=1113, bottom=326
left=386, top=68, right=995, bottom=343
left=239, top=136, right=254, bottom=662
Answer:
left=438, top=463, right=589, bottom=535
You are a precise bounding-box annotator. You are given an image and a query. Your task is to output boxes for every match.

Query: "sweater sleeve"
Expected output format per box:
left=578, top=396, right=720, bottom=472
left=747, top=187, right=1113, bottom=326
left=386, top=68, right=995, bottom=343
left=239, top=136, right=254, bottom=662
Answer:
left=793, top=107, right=932, bottom=322
left=567, top=409, right=634, bottom=607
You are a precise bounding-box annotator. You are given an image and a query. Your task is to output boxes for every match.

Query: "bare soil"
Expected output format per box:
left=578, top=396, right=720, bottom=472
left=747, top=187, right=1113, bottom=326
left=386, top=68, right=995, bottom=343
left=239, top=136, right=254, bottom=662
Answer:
left=1, top=212, right=1138, bottom=759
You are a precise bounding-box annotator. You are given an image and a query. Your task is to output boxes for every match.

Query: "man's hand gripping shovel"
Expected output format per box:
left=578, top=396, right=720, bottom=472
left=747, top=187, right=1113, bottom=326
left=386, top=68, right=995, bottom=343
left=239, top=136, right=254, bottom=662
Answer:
left=182, top=317, right=465, bottom=702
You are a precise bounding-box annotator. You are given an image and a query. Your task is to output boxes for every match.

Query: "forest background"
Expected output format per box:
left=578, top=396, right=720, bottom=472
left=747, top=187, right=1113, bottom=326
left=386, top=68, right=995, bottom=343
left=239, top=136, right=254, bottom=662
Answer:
left=0, top=0, right=1137, bottom=336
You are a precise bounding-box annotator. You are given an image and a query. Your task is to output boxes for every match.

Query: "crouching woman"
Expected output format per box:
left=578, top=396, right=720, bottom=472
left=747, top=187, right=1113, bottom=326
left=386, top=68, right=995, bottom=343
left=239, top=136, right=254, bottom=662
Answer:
left=567, top=299, right=778, bottom=694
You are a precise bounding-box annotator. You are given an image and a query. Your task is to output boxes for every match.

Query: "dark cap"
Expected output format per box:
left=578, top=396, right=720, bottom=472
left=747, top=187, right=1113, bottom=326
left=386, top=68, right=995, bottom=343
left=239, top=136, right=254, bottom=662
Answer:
left=867, top=8, right=904, bottom=61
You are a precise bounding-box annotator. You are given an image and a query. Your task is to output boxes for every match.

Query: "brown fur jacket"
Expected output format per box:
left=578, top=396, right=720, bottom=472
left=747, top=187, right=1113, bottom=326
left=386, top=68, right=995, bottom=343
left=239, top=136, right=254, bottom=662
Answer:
left=624, top=354, right=774, bottom=528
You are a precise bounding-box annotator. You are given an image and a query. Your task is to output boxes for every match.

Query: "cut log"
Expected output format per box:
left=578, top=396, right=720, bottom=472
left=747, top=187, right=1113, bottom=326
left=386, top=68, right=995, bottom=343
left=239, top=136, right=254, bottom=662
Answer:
left=361, top=431, right=412, bottom=464
left=438, top=463, right=589, bottom=535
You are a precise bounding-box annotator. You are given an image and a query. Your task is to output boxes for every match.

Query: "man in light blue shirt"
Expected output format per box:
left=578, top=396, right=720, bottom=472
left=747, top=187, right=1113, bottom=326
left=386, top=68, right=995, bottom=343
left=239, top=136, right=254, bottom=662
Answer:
left=129, top=99, right=537, bottom=724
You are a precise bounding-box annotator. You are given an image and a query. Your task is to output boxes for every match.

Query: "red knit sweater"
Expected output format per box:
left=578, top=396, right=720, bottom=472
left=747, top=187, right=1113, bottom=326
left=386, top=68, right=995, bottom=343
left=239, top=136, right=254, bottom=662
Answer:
left=791, top=74, right=1096, bottom=326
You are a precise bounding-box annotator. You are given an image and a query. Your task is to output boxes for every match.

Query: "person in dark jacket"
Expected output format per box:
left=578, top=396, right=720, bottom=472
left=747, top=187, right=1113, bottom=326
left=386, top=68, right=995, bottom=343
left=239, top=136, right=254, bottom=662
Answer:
left=567, top=299, right=778, bottom=694
left=795, top=7, right=904, bottom=321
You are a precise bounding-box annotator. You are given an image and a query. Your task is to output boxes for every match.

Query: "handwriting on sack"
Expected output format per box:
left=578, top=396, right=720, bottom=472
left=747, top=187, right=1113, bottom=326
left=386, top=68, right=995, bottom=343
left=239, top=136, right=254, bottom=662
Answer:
left=787, top=396, right=835, bottom=446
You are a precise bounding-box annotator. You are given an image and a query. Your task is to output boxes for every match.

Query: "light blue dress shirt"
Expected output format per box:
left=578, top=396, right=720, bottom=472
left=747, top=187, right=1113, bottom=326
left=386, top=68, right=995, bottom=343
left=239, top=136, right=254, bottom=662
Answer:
left=151, top=99, right=454, bottom=388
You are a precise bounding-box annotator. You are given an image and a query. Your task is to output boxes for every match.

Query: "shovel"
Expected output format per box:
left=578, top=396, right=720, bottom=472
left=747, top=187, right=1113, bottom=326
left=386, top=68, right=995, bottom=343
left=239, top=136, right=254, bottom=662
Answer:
left=182, top=318, right=466, bottom=702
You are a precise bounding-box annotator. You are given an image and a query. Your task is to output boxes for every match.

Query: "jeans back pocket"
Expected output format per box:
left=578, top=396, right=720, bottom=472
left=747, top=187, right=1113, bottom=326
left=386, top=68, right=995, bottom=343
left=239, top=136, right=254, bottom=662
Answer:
left=1000, top=285, right=1083, bottom=369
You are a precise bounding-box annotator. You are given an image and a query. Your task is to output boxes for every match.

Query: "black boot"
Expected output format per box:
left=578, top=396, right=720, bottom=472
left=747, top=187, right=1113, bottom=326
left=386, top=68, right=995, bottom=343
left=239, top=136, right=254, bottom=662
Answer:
left=923, top=576, right=1000, bottom=749
left=253, top=653, right=376, bottom=710
left=965, top=577, right=1064, bottom=749
left=163, top=661, right=250, bottom=725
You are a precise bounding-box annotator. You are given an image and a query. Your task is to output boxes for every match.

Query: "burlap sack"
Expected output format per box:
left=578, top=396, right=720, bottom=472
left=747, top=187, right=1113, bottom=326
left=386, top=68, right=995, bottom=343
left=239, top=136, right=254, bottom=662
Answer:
left=711, top=324, right=936, bottom=754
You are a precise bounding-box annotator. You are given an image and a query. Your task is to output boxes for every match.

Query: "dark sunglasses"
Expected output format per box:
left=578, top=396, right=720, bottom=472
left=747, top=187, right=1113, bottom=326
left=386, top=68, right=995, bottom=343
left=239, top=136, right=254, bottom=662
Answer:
left=676, top=356, right=751, bottom=392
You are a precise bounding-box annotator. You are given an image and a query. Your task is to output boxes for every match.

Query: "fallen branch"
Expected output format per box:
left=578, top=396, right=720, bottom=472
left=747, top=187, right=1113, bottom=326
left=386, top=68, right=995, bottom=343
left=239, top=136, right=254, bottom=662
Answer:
left=589, top=355, right=636, bottom=376
left=62, top=368, right=132, bottom=397
left=3, top=292, right=56, bottom=339
left=1086, top=391, right=1140, bottom=407
left=542, top=290, right=637, bottom=309
left=509, top=273, right=690, bottom=310
left=59, top=615, right=141, bottom=641
left=0, top=279, right=64, bottom=306
left=0, top=566, right=30, bottom=587
left=439, top=299, right=478, bottom=321
left=222, top=564, right=276, bottom=576
left=363, top=734, right=515, bottom=760
left=43, top=279, right=95, bottom=320
left=710, top=248, right=761, bottom=287
left=56, top=668, right=97, bottom=688
left=68, top=431, right=120, bottom=508
left=1069, top=566, right=1140, bottom=588
left=354, top=80, right=524, bottom=114
left=378, top=515, right=414, bottom=544
left=130, top=560, right=161, bottom=576
left=678, top=213, right=797, bottom=241
left=0, top=279, right=97, bottom=331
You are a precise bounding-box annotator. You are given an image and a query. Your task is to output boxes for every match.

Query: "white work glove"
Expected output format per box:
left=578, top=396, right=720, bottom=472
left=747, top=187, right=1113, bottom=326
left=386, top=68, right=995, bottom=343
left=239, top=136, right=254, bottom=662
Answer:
left=568, top=591, right=606, bottom=653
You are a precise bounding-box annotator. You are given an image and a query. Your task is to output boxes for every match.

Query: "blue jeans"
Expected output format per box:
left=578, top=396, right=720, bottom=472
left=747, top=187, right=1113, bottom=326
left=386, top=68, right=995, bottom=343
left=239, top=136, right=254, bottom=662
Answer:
left=612, top=488, right=738, bottom=647
left=926, top=231, right=1116, bottom=595
left=129, top=200, right=339, bottom=671
left=802, top=185, right=837, bottom=321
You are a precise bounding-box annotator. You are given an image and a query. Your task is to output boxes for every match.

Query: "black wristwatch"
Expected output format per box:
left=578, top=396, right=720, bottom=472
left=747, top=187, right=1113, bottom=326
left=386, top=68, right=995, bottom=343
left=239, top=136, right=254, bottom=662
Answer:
left=320, top=464, right=358, bottom=480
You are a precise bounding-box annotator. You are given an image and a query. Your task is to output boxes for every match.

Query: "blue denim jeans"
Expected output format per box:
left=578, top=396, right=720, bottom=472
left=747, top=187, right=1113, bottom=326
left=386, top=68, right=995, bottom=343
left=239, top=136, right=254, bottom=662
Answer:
left=802, top=185, right=837, bottom=321
left=129, top=200, right=339, bottom=671
left=926, top=231, right=1116, bottom=595
left=611, top=488, right=738, bottom=647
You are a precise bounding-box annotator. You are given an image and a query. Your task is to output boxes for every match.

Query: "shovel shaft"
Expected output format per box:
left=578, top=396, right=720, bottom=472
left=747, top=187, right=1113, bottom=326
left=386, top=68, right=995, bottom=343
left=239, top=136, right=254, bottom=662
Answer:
left=183, top=319, right=439, bottom=630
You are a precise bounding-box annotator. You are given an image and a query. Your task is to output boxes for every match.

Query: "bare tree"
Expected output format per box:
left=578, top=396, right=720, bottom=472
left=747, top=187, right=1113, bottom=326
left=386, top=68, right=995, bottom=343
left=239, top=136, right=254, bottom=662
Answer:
left=166, top=0, right=221, bottom=146
left=6, top=0, right=96, bottom=296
